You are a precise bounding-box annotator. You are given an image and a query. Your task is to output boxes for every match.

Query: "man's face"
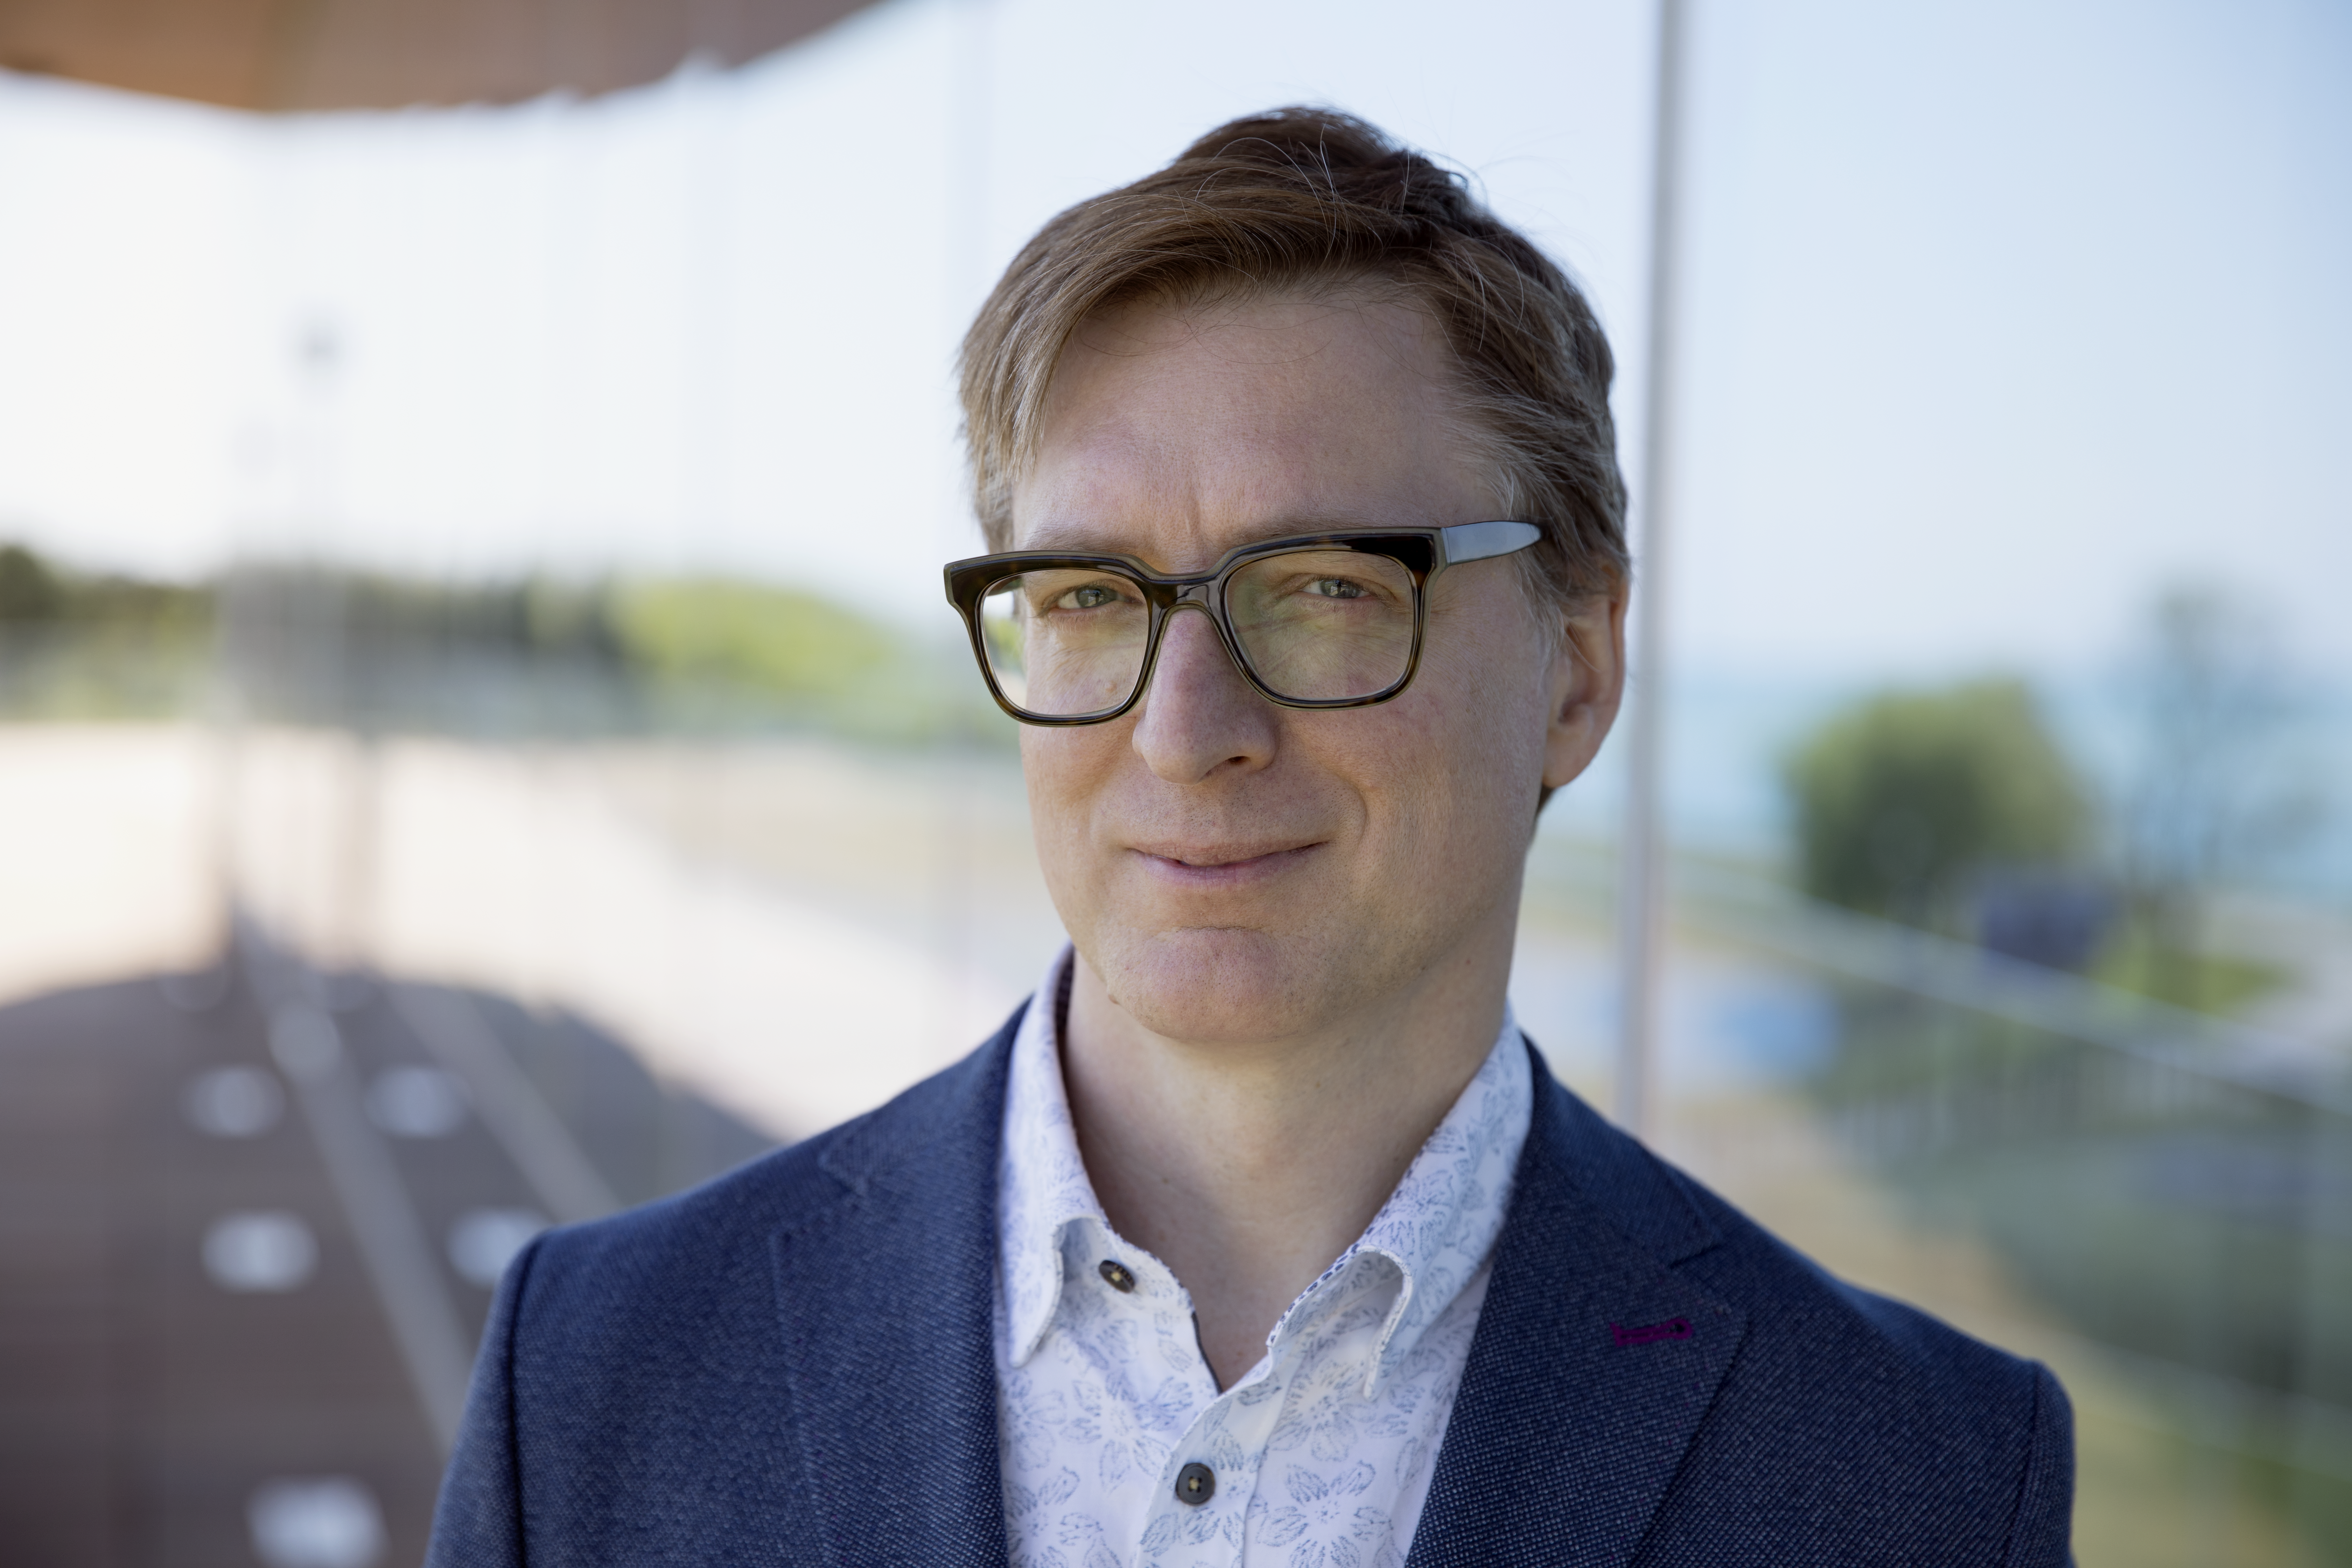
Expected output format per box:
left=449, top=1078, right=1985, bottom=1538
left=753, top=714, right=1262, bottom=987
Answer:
left=1011, top=291, right=1621, bottom=1044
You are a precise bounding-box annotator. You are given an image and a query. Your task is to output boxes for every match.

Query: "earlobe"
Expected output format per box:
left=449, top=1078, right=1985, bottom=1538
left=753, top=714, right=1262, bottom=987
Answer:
left=1540, top=593, right=1628, bottom=790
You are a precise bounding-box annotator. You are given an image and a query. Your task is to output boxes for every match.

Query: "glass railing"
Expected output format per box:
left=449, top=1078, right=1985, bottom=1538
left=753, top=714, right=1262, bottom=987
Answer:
left=1610, top=859, right=2352, bottom=1568
left=0, top=590, right=2343, bottom=1564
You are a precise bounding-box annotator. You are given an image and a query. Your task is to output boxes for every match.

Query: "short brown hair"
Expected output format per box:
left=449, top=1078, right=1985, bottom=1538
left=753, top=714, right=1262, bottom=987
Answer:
left=958, top=106, right=1629, bottom=608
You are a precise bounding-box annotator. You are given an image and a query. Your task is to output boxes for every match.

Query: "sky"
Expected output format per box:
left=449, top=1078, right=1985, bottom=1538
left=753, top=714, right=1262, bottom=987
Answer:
left=1672, top=0, right=2352, bottom=679
left=0, top=0, right=2344, bottom=686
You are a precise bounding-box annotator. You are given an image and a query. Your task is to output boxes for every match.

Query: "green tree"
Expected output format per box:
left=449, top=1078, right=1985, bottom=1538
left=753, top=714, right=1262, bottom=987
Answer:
left=0, top=544, right=64, bottom=623
left=1785, top=679, right=2087, bottom=923
left=609, top=578, right=898, bottom=700
left=2110, top=584, right=2315, bottom=1008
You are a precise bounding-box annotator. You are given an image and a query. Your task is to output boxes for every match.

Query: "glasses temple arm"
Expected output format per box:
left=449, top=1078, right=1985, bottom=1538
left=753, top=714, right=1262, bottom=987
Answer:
left=1436, top=520, right=1542, bottom=567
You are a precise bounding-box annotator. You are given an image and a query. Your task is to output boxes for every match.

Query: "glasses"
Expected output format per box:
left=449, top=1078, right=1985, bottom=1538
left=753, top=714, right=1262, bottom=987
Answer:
left=941, top=521, right=1541, bottom=726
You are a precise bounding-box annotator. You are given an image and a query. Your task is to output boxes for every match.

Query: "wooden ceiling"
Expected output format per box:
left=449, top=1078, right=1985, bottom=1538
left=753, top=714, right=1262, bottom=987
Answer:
left=0, top=0, right=878, bottom=111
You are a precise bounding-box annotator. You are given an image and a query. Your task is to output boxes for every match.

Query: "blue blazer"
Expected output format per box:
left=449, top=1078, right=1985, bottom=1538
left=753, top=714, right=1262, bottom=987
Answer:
left=427, top=1009, right=2073, bottom=1565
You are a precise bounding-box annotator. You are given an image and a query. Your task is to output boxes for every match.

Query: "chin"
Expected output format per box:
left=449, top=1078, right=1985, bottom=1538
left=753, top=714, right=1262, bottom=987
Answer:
left=1094, top=924, right=1341, bottom=1044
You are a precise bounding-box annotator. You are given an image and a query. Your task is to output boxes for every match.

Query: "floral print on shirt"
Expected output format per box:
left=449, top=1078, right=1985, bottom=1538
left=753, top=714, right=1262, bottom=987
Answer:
left=994, top=947, right=1534, bottom=1568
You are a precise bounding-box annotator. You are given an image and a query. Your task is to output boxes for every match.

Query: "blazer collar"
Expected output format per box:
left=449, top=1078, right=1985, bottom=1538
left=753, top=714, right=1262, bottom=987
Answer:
left=768, top=1006, right=1024, bottom=1568
left=767, top=1020, right=1744, bottom=1568
left=1406, top=1043, right=1750, bottom=1566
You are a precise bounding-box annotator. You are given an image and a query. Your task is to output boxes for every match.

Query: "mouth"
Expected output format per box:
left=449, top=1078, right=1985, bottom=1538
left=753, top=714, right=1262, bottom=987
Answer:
left=1130, top=841, right=1324, bottom=887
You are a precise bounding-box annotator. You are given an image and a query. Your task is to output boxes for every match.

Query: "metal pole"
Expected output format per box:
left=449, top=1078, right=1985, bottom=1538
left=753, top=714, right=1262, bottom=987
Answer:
left=1616, top=0, right=1689, bottom=1141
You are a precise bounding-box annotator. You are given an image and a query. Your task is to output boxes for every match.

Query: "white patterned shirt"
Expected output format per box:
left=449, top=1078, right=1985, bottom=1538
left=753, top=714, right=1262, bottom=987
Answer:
left=994, top=947, right=1534, bottom=1568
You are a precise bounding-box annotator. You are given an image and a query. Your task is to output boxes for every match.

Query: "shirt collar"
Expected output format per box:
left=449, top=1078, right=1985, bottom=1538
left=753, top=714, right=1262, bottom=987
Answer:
left=996, top=945, right=1534, bottom=1397
left=998, top=946, right=1101, bottom=1366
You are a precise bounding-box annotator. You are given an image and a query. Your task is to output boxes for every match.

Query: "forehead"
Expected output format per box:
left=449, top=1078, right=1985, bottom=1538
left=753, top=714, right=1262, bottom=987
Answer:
left=1011, top=291, right=1491, bottom=562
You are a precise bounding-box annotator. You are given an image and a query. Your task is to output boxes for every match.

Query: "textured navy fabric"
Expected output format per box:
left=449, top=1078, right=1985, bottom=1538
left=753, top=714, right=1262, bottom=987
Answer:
left=1405, top=1064, right=2074, bottom=1567
left=426, top=1014, right=2073, bottom=1566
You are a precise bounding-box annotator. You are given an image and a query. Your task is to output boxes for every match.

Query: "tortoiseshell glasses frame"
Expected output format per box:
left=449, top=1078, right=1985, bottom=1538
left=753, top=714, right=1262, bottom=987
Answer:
left=941, top=520, right=1540, bottom=727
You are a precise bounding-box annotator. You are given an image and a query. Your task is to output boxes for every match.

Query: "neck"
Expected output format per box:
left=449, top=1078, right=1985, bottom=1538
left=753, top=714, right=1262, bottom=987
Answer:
left=1058, top=923, right=1513, bottom=1388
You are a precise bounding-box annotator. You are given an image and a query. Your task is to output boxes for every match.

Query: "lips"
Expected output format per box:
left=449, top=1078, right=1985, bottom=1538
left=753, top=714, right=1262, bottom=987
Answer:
left=1130, top=841, right=1323, bottom=886
left=1132, top=840, right=1312, bottom=867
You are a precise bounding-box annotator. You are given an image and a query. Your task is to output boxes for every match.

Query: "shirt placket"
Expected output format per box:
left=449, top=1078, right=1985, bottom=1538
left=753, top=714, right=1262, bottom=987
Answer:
left=1054, top=1220, right=1224, bottom=1559
left=1129, top=1253, right=1389, bottom=1568
left=1135, top=1377, right=1265, bottom=1563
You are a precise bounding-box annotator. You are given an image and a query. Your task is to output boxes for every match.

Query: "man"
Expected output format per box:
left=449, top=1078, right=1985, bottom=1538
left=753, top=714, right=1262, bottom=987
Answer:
left=428, top=109, right=2073, bottom=1566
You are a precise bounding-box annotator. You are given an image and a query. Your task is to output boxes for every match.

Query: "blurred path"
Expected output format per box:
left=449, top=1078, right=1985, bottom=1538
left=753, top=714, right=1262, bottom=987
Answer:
left=0, top=943, right=770, bottom=1564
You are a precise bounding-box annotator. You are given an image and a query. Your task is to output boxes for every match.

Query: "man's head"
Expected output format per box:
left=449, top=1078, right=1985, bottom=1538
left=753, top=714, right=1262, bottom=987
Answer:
left=958, top=108, right=1630, bottom=1046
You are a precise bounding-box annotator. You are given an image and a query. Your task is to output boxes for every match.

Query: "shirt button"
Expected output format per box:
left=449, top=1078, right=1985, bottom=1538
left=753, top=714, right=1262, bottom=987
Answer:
left=1174, top=1463, right=1215, bottom=1506
left=1098, top=1259, right=1136, bottom=1293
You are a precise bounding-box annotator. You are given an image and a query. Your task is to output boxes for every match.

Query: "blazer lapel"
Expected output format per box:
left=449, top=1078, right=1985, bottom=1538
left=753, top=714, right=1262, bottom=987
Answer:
left=769, top=1009, right=1024, bottom=1568
left=1407, top=1048, right=1750, bottom=1566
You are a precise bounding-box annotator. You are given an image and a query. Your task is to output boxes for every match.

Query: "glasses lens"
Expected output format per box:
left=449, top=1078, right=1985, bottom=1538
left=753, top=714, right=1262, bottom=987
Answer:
left=979, top=568, right=1151, bottom=718
left=1225, top=548, right=1418, bottom=702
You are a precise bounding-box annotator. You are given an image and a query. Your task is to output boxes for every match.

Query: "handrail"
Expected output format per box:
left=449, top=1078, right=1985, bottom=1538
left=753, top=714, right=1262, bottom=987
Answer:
left=1672, top=861, right=2351, bottom=1116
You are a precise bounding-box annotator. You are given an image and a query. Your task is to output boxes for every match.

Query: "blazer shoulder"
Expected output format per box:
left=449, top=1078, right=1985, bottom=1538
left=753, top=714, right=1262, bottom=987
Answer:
left=1520, top=1066, right=2070, bottom=1561
left=1642, top=1143, right=2073, bottom=1563
left=1675, top=1164, right=2046, bottom=1407
left=1532, top=1065, right=2047, bottom=1414
left=427, top=1008, right=1025, bottom=1568
left=516, top=1001, right=1024, bottom=1328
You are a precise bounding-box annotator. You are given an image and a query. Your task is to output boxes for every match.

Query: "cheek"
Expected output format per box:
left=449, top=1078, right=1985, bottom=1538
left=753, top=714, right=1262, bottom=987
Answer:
left=1298, top=700, right=1505, bottom=876
left=1373, top=616, right=1551, bottom=825
left=1311, top=701, right=1452, bottom=822
left=1020, top=727, right=1121, bottom=874
left=1019, top=728, right=1083, bottom=824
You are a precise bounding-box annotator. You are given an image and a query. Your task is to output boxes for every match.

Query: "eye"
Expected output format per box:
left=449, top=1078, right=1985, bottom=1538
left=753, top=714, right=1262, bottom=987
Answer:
left=1305, top=577, right=1370, bottom=600
left=1053, top=583, right=1123, bottom=611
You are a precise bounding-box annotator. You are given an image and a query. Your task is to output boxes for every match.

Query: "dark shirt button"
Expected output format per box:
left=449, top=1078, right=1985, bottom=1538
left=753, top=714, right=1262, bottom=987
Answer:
left=1175, top=1462, right=1215, bottom=1506
left=1098, top=1259, right=1136, bottom=1293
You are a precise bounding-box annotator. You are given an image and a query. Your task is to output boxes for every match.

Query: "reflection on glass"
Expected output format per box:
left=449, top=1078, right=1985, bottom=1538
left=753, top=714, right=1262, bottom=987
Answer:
left=1227, top=549, right=1415, bottom=701
left=364, top=1066, right=469, bottom=1139
left=204, top=1212, right=319, bottom=1293
left=247, top=1477, right=387, bottom=1568
left=980, top=570, right=1146, bottom=718
left=185, top=1065, right=287, bottom=1138
left=271, top=1005, right=345, bottom=1082
left=447, top=1206, right=551, bottom=1289
left=979, top=548, right=1418, bottom=718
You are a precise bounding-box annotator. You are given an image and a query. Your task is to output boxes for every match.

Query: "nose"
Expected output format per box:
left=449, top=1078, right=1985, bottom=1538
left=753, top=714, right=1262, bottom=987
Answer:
left=1129, top=605, right=1279, bottom=784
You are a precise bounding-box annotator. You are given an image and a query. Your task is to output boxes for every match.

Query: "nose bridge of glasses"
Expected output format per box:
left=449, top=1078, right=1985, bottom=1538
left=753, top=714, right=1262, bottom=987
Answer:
left=1149, top=594, right=1254, bottom=688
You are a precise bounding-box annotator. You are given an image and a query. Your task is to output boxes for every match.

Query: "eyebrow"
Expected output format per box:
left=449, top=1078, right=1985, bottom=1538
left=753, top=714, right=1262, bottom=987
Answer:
left=1013, top=515, right=1379, bottom=557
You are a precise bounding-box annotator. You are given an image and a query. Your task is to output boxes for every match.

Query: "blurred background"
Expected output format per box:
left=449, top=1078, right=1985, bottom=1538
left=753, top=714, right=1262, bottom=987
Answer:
left=0, top=0, right=2346, bottom=1562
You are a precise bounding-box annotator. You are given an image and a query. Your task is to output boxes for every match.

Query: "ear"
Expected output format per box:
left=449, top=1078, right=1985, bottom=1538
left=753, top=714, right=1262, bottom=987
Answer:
left=1542, top=585, right=1628, bottom=790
